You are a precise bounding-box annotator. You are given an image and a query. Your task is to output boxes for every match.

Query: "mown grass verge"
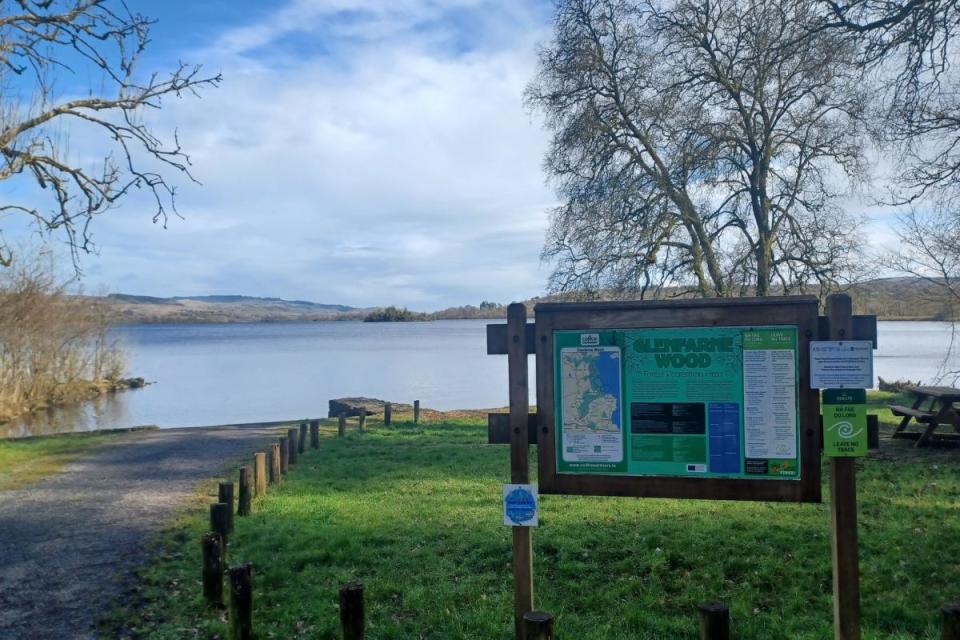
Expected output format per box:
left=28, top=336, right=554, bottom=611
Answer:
left=100, top=397, right=959, bottom=639
left=0, top=429, right=137, bottom=490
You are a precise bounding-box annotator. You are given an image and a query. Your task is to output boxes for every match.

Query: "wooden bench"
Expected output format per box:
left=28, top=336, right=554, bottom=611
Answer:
left=888, top=405, right=936, bottom=422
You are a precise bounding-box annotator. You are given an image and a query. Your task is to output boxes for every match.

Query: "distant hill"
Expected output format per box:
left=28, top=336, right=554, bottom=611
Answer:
left=103, top=294, right=363, bottom=324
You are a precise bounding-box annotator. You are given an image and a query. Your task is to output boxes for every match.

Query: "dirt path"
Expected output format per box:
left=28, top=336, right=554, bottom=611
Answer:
left=0, top=424, right=284, bottom=639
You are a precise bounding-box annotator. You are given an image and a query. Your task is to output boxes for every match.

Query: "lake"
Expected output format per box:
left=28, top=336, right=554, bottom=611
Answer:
left=2, top=319, right=957, bottom=438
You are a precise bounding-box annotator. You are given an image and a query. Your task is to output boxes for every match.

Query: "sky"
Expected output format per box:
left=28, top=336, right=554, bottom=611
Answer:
left=3, top=0, right=901, bottom=310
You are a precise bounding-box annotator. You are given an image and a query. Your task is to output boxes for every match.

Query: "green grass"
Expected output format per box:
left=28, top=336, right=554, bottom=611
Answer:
left=101, top=405, right=960, bottom=640
left=0, top=430, right=128, bottom=490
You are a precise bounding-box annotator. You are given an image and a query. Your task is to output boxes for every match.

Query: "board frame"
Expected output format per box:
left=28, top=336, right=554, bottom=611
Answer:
left=534, top=296, right=822, bottom=503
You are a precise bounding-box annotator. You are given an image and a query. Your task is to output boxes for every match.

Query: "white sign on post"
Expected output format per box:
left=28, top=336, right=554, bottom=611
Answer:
left=810, top=341, right=874, bottom=389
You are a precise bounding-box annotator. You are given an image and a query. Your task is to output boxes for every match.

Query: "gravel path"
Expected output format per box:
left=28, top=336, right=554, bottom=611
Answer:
left=0, top=424, right=284, bottom=639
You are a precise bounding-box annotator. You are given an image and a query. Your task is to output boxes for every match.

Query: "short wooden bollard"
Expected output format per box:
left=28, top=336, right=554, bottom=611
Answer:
left=523, top=611, right=554, bottom=640
left=414, top=399, right=420, bottom=423
left=279, top=437, right=289, bottom=474
left=384, top=402, right=392, bottom=427
left=944, top=603, right=960, bottom=640
left=698, top=602, right=730, bottom=640
left=298, top=422, right=307, bottom=453
left=269, top=443, right=282, bottom=484
left=218, top=482, right=235, bottom=533
left=287, top=428, right=299, bottom=465
left=310, top=419, right=319, bottom=448
left=210, top=502, right=230, bottom=546
left=238, top=467, right=252, bottom=516
left=201, top=532, right=224, bottom=605
left=338, top=412, right=346, bottom=437
left=253, top=452, right=267, bottom=496
left=229, top=564, right=253, bottom=640
left=358, top=412, right=366, bottom=432
left=339, top=581, right=365, bottom=640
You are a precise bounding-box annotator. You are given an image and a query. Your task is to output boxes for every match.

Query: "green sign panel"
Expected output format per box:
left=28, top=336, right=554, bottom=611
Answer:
left=554, top=326, right=800, bottom=480
left=822, top=389, right=867, bottom=457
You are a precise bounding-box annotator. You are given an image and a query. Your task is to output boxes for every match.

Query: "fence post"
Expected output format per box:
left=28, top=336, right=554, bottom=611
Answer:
left=229, top=564, right=253, bottom=640
left=269, top=443, right=282, bottom=484
left=253, top=452, right=267, bottom=496
left=201, top=532, right=224, bottom=606
left=310, top=419, right=320, bottom=448
left=287, top=428, right=299, bottom=465
left=338, top=412, right=346, bottom=437
left=944, top=603, right=960, bottom=640
left=697, top=602, right=730, bottom=640
left=210, top=502, right=230, bottom=546
left=218, top=482, right=235, bottom=533
left=299, top=422, right=307, bottom=453
left=414, top=400, right=420, bottom=424
left=339, top=582, right=365, bottom=640
left=384, top=402, right=392, bottom=427
left=238, top=467, right=252, bottom=516
left=279, top=437, right=289, bottom=475
left=523, top=611, right=554, bottom=640
left=359, top=412, right=366, bottom=432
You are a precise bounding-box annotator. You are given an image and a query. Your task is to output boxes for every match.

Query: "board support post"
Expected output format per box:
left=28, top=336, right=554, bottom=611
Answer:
left=827, top=293, right=861, bottom=640
left=508, top=302, right=534, bottom=639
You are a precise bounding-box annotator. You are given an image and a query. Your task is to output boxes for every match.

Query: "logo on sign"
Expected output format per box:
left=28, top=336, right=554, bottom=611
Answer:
left=580, top=333, right=600, bottom=346
left=827, top=420, right=863, bottom=440
left=503, top=484, right=538, bottom=527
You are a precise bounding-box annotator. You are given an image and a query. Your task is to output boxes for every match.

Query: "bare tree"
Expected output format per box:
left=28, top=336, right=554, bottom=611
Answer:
left=527, top=0, right=869, bottom=299
left=0, top=0, right=220, bottom=267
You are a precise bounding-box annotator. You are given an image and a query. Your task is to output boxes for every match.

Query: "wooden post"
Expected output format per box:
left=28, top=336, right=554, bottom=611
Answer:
left=269, top=443, right=282, bottom=484
left=218, top=482, right=235, bottom=534
left=310, top=419, right=320, bottom=448
left=523, top=611, right=553, bottom=640
left=339, top=581, right=365, bottom=640
left=238, top=467, right=252, bottom=517
left=229, top=564, right=253, bottom=640
left=210, top=502, right=230, bottom=546
left=827, top=293, right=861, bottom=640
left=697, top=602, right=730, bottom=640
left=201, top=532, right=224, bottom=606
left=299, top=422, right=307, bottom=454
left=254, top=452, right=267, bottom=496
left=287, top=428, right=299, bottom=465
left=508, top=303, right=533, bottom=639
left=414, top=399, right=420, bottom=423
left=338, top=412, right=346, bottom=437
left=943, top=603, right=960, bottom=640
left=358, top=412, right=366, bottom=432
left=279, top=437, right=289, bottom=475
left=384, top=402, right=392, bottom=427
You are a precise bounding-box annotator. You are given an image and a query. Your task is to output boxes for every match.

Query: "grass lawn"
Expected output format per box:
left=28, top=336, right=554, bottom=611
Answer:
left=0, top=429, right=132, bottom=490
left=101, top=397, right=959, bottom=639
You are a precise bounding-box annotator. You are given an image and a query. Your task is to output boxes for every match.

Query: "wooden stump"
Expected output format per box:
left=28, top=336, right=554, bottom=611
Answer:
left=279, top=437, right=289, bottom=475
left=358, top=412, right=366, bottom=432
left=253, top=452, right=267, bottom=496
left=414, top=399, right=420, bottom=424
left=310, top=419, right=319, bottom=448
left=298, top=422, right=307, bottom=453
left=229, top=564, right=253, bottom=640
left=210, top=502, right=230, bottom=546
left=269, top=443, right=282, bottom=484
left=384, top=402, right=392, bottom=427
left=238, top=467, right=252, bottom=517
left=338, top=412, right=346, bottom=437
left=698, top=602, right=730, bottom=640
left=339, top=581, right=365, bottom=640
left=218, top=483, right=235, bottom=533
left=287, top=428, right=298, bottom=465
left=201, top=532, right=224, bottom=606
left=523, top=611, right=554, bottom=640
left=944, top=603, right=960, bottom=640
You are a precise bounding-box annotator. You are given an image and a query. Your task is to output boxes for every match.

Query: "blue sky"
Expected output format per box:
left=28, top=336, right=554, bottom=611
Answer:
left=5, top=0, right=898, bottom=310
left=6, top=0, right=558, bottom=310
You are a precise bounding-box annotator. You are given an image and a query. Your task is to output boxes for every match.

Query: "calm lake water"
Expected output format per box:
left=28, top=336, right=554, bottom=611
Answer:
left=2, top=320, right=957, bottom=438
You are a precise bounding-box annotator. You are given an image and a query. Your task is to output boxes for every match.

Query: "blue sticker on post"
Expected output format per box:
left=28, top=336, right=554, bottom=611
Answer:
left=503, top=484, right=538, bottom=527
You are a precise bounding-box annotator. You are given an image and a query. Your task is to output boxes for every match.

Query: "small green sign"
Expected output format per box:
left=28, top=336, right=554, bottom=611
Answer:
left=822, top=389, right=867, bottom=457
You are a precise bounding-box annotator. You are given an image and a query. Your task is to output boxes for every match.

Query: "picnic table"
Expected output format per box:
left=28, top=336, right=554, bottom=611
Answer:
left=889, top=386, right=960, bottom=447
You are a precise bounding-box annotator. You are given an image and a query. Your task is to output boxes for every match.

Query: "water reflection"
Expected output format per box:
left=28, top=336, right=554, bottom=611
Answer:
left=0, top=391, right=139, bottom=438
